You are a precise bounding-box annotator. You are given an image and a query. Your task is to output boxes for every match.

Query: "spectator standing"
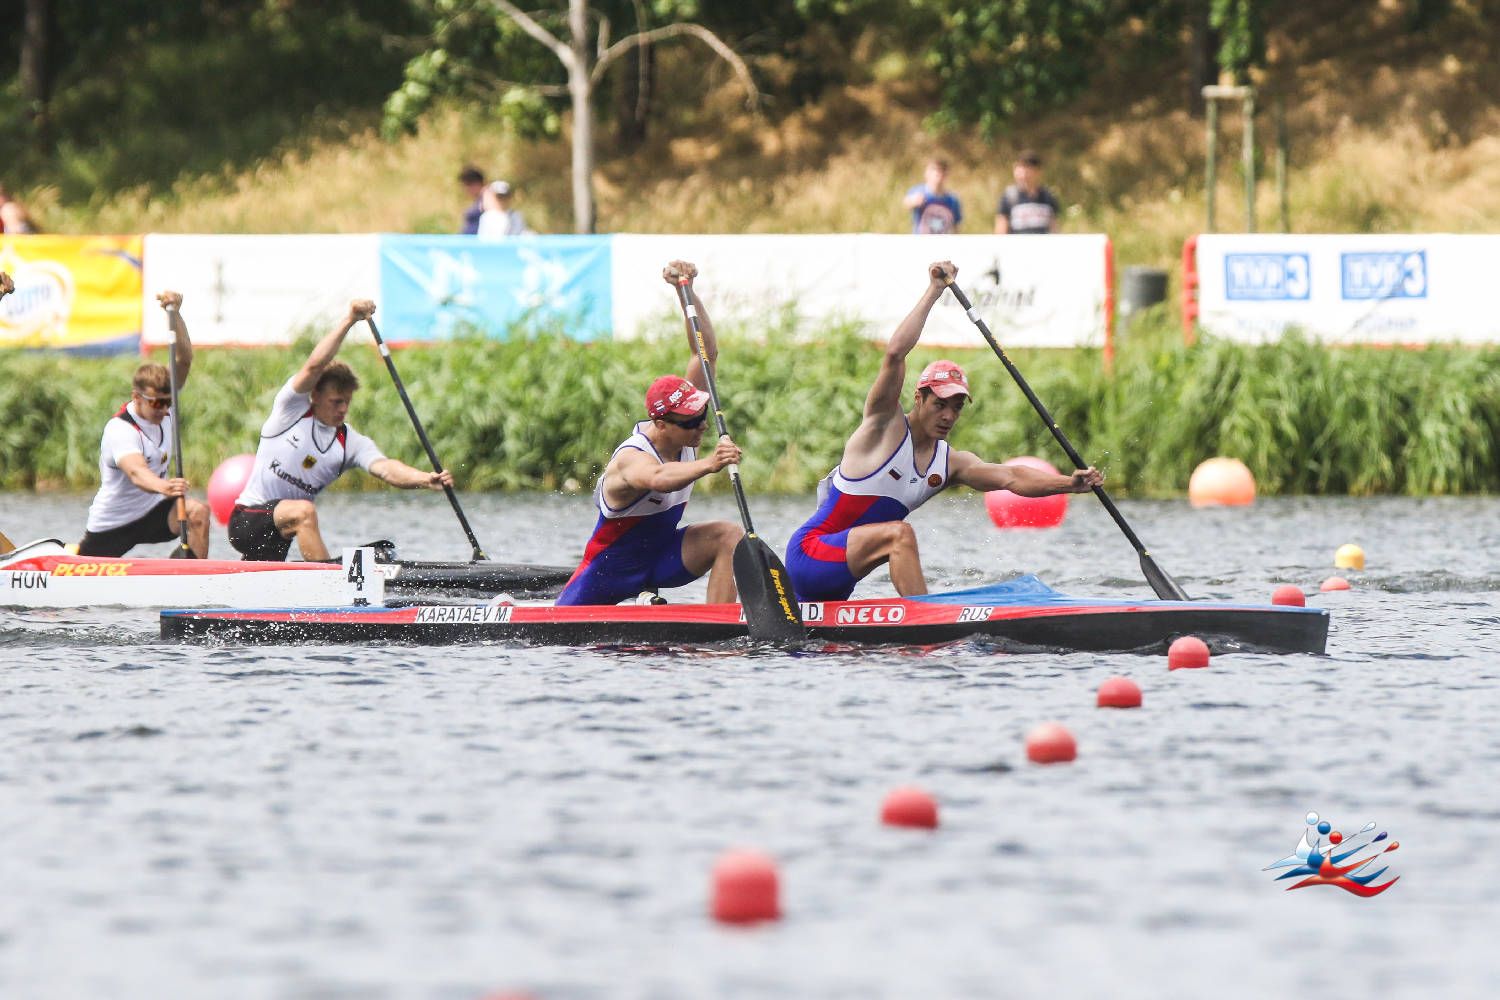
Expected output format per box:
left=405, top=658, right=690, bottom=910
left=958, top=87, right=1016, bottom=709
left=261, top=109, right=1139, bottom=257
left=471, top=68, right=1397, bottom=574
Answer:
left=457, top=166, right=486, bottom=235
left=0, top=183, right=37, bottom=234
left=477, top=180, right=532, bottom=237
left=902, top=159, right=962, bottom=234
left=994, top=150, right=1061, bottom=234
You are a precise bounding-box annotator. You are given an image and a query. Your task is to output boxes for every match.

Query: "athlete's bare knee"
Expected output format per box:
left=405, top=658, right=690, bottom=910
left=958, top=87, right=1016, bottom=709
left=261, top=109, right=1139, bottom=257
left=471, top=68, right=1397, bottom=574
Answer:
left=889, top=521, right=918, bottom=551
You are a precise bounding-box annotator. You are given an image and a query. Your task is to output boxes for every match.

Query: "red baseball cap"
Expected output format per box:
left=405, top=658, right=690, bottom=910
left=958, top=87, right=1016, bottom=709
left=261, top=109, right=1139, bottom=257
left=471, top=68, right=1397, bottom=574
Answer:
left=917, top=360, right=970, bottom=399
left=646, top=375, right=710, bottom=418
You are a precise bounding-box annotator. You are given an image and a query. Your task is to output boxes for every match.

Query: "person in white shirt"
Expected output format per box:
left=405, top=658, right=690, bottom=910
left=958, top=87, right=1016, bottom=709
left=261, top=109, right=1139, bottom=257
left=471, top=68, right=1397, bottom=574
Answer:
left=78, top=292, right=211, bottom=558
left=227, top=299, right=454, bottom=561
left=476, top=180, right=531, bottom=237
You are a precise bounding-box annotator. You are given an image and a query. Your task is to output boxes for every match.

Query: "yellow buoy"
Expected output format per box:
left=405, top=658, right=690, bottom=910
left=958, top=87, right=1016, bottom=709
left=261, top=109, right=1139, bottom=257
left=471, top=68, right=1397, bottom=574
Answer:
left=1335, top=543, right=1364, bottom=570
left=1188, top=457, right=1256, bottom=507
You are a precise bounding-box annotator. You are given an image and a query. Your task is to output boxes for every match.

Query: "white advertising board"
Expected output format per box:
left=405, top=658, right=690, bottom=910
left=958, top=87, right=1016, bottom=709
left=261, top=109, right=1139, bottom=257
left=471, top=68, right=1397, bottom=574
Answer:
left=141, top=234, right=380, bottom=347
left=611, top=234, right=1110, bottom=349
left=1193, top=233, right=1500, bottom=344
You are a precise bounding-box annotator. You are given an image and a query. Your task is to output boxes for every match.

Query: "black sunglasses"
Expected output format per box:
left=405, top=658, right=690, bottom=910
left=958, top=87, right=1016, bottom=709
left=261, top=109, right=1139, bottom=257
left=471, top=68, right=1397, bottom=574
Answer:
left=661, top=411, right=707, bottom=430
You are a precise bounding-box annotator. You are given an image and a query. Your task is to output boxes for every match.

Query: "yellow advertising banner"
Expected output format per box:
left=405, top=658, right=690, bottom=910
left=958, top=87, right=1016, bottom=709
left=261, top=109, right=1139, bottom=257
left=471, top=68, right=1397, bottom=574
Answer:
left=0, top=235, right=144, bottom=354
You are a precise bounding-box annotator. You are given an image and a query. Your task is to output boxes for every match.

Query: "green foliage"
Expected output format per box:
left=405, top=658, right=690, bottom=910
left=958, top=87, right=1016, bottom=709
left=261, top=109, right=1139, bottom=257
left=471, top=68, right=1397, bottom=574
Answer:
left=5, top=315, right=1499, bottom=498
left=1210, top=0, right=1267, bottom=83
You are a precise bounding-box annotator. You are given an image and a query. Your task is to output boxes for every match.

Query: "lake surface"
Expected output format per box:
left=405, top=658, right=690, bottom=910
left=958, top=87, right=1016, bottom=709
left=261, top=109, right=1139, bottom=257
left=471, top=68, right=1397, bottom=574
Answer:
left=3, top=489, right=1498, bottom=999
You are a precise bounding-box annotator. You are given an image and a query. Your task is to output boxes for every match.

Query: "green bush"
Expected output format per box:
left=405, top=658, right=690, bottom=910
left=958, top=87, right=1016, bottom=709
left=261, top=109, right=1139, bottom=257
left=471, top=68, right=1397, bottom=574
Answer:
left=4, top=314, right=1498, bottom=497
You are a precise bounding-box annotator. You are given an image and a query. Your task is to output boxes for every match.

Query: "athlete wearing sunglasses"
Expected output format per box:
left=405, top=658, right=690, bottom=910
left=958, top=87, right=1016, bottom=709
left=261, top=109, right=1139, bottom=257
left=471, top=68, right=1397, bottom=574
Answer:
left=557, top=260, right=745, bottom=607
left=78, top=291, right=212, bottom=558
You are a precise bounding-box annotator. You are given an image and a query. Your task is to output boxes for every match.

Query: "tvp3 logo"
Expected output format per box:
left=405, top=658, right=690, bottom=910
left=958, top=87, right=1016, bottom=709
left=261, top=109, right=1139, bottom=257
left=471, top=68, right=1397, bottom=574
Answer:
left=1264, top=811, right=1399, bottom=897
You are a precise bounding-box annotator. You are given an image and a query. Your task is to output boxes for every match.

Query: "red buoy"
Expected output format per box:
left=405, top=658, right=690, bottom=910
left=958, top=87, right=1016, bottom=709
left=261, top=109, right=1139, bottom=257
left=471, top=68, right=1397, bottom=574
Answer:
left=1271, top=585, right=1305, bottom=606
left=880, top=785, right=939, bottom=828
left=1025, top=722, right=1077, bottom=763
left=1096, top=676, right=1142, bottom=708
left=711, top=849, right=781, bottom=924
left=983, top=456, right=1069, bottom=528
left=1167, top=635, right=1210, bottom=670
left=207, top=453, right=256, bottom=525
left=1321, top=576, right=1350, bottom=592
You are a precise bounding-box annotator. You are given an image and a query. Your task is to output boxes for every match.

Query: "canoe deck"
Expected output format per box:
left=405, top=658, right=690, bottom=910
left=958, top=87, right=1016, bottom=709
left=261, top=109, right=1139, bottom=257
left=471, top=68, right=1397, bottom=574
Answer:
left=160, top=576, right=1330, bottom=654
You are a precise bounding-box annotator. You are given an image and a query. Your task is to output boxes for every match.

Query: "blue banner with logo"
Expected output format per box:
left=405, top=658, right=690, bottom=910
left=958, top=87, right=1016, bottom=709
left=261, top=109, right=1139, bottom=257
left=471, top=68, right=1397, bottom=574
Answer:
left=377, top=235, right=613, bottom=341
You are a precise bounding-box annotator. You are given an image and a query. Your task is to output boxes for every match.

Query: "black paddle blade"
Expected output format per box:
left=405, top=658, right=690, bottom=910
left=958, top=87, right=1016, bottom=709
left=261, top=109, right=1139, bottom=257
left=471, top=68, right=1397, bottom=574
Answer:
left=1140, top=551, right=1190, bottom=601
left=733, top=534, right=806, bottom=643
left=170, top=545, right=198, bottom=559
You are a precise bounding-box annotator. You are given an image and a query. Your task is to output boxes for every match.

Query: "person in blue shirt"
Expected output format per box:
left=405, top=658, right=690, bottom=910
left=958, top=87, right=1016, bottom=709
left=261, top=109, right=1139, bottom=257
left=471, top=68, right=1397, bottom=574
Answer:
left=457, top=165, right=485, bottom=234
left=903, top=159, right=962, bottom=234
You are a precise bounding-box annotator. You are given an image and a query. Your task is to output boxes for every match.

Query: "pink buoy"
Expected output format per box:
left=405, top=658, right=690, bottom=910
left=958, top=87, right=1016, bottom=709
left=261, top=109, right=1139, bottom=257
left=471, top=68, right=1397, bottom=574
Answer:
left=711, top=849, right=781, bottom=924
left=984, top=456, right=1069, bottom=528
left=1168, top=635, right=1210, bottom=670
left=1096, top=676, right=1142, bottom=708
left=1271, top=585, right=1305, bottom=607
left=1188, top=457, right=1256, bottom=507
left=207, top=453, right=255, bottom=525
left=880, top=785, right=939, bottom=829
left=1025, top=722, right=1077, bottom=763
left=1321, top=576, right=1351, bottom=592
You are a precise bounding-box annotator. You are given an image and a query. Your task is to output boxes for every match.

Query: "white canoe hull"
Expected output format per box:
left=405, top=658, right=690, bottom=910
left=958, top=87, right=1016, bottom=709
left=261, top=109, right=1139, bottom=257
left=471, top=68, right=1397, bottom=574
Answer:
left=0, top=541, right=368, bottom=609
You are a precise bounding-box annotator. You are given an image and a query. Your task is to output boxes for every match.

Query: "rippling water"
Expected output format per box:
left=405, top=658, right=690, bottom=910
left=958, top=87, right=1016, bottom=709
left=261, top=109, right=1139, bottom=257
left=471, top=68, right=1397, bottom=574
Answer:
left=3, top=490, right=1498, bottom=998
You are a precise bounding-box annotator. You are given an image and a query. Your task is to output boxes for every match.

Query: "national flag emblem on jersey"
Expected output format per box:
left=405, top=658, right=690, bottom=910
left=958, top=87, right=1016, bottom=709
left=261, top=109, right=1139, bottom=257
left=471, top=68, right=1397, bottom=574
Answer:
left=302, top=456, right=318, bottom=469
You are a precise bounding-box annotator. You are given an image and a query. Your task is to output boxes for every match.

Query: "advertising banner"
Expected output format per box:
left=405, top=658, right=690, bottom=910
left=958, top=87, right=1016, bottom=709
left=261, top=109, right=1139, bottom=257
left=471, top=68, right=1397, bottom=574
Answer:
left=1193, top=234, right=1500, bottom=344
left=141, top=234, right=380, bottom=347
left=0, top=235, right=143, bottom=353
left=610, top=234, right=1110, bottom=349
left=378, top=235, right=613, bottom=341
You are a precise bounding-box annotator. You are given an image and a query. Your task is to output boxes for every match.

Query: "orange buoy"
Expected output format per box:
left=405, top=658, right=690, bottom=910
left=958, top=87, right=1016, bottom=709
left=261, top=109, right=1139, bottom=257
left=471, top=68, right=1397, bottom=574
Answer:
left=1188, top=457, right=1256, bottom=507
left=1335, top=543, right=1365, bottom=570
left=1271, top=585, right=1305, bottom=607
left=1025, top=722, right=1077, bottom=763
left=207, top=453, right=256, bottom=525
left=880, top=786, right=939, bottom=829
left=711, top=849, right=781, bottom=924
left=983, top=456, right=1069, bottom=528
left=1321, top=576, right=1350, bottom=591
left=1096, top=676, right=1142, bottom=708
left=1167, top=635, right=1210, bottom=670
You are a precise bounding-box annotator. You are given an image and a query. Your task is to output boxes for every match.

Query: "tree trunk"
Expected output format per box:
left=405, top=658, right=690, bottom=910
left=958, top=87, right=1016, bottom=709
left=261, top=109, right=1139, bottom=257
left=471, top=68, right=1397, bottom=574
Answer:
left=1189, top=0, right=1217, bottom=116
left=568, top=0, right=596, bottom=234
left=615, top=41, right=652, bottom=152
left=20, top=0, right=52, bottom=147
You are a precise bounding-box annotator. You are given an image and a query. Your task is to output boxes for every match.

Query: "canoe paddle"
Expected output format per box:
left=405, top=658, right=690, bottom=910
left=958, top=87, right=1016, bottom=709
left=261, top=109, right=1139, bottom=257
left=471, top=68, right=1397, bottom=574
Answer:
left=364, top=316, right=487, bottom=562
left=164, top=304, right=197, bottom=559
left=675, top=278, right=805, bottom=642
left=945, top=279, right=1191, bottom=601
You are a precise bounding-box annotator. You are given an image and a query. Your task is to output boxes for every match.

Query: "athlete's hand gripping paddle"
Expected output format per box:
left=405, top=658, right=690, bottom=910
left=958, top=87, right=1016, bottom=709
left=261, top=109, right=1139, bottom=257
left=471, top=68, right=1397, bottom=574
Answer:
left=364, top=316, right=487, bottom=562
left=944, top=278, right=1190, bottom=601
left=164, top=304, right=197, bottom=558
left=674, top=278, right=805, bottom=643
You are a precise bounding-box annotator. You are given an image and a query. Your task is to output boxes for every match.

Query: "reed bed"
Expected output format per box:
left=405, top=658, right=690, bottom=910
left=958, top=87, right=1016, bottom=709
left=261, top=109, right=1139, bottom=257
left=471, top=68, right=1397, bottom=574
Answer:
left=4, top=314, right=1497, bottom=498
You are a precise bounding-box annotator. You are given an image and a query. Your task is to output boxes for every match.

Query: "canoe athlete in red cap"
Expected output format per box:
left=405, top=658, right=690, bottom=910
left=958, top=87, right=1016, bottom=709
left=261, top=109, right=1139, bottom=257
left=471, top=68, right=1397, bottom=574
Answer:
left=556, top=261, right=745, bottom=606
left=784, top=260, right=1103, bottom=601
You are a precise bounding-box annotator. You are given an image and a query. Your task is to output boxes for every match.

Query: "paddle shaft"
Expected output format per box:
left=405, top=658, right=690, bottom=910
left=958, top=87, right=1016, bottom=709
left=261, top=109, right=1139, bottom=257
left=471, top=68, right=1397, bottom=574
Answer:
left=945, top=281, right=1190, bottom=601
left=165, top=307, right=192, bottom=554
left=364, top=317, right=487, bottom=561
left=674, top=281, right=758, bottom=533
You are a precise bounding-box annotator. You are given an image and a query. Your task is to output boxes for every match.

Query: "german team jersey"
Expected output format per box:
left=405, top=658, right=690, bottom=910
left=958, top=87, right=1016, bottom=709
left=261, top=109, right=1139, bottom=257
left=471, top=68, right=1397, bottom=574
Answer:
left=235, top=378, right=385, bottom=507
left=785, top=419, right=950, bottom=600
left=556, top=422, right=698, bottom=604
left=84, top=402, right=176, bottom=532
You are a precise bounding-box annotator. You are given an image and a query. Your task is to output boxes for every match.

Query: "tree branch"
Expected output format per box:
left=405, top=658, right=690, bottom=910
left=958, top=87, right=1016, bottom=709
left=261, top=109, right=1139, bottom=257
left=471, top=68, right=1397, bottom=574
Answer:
left=592, top=22, right=759, bottom=108
left=487, top=0, right=574, bottom=71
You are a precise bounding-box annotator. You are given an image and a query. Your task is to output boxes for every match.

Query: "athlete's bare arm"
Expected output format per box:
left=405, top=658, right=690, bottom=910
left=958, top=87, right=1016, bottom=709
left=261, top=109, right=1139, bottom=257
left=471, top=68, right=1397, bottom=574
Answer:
left=665, top=260, right=716, bottom=392
left=949, top=450, right=1103, bottom=495
left=368, top=458, right=454, bottom=491
left=841, top=261, right=956, bottom=476
left=291, top=299, right=375, bottom=394
left=117, top=452, right=188, bottom=498
left=157, top=291, right=193, bottom=388
left=601, top=439, right=741, bottom=509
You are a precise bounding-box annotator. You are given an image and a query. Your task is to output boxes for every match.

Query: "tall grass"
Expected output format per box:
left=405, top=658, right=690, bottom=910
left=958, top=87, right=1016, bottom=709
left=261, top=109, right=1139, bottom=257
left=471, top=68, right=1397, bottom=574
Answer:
left=5, top=313, right=1498, bottom=497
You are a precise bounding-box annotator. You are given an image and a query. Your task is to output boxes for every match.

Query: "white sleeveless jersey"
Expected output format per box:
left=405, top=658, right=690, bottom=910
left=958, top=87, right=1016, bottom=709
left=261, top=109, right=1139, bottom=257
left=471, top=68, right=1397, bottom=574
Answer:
left=235, top=379, right=385, bottom=507
left=85, top=402, right=176, bottom=532
left=816, top=419, right=951, bottom=514
left=595, top=421, right=697, bottom=518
